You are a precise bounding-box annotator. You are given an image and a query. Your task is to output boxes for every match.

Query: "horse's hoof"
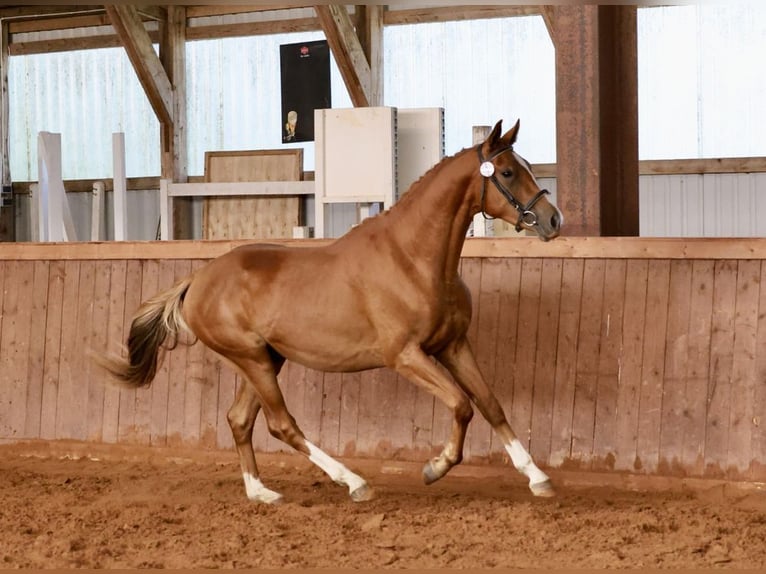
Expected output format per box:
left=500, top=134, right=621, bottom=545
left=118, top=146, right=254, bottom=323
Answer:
left=350, top=483, right=375, bottom=502
left=530, top=479, right=556, bottom=498
left=422, top=461, right=443, bottom=485
left=249, top=491, right=284, bottom=505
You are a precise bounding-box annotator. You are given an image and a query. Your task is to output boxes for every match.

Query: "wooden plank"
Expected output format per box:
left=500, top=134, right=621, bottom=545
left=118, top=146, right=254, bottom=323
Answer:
left=148, top=260, right=175, bottom=446
left=613, top=260, right=648, bottom=471
left=704, top=260, right=737, bottom=477
left=23, top=261, right=50, bottom=439
left=6, top=237, right=766, bottom=263
left=462, top=257, right=490, bottom=462
left=131, top=259, right=159, bottom=444
left=39, top=261, right=65, bottom=440
left=681, top=260, right=714, bottom=474
left=182, top=259, right=207, bottom=446
left=199, top=345, right=222, bottom=449
left=215, top=359, right=237, bottom=451
left=569, top=259, right=606, bottom=468
left=489, top=258, right=523, bottom=461
left=510, top=259, right=543, bottom=451
left=319, top=373, right=341, bottom=455
left=185, top=18, right=321, bottom=41
left=11, top=262, right=35, bottom=438
left=0, top=262, right=33, bottom=439
left=338, top=370, right=361, bottom=456
left=635, top=260, right=671, bottom=473
left=117, top=260, right=142, bottom=443
left=391, top=369, right=418, bottom=457
left=101, top=261, right=127, bottom=444
left=592, top=260, right=627, bottom=471
left=752, top=261, right=766, bottom=481
left=460, top=237, right=766, bottom=260
left=365, top=368, right=400, bottom=460
left=640, top=157, right=766, bottom=176
left=549, top=259, right=584, bottom=467
left=85, top=261, right=111, bottom=441
left=314, top=5, right=371, bottom=107
left=71, top=261, right=97, bottom=441
left=53, top=261, right=82, bottom=439
left=188, top=259, right=219, bottom=450
left=658, top=260, right=693, bottom=475
left=384, top=5, right=540, bottom=25
left=186, top=5, right=314, bottom=18
left=726, top=260, right=760, bottom=477
left=529, top=259, right=563, bottom=463
left=203, top=149, right=303, bottom=240
left=301, top=368, right=325, bottom=447
left=165, top=259, right=191, bottom=447
left=8, top=13, right=111, bottom=34
left=169, top=181, right=314, bottom=197
left=9, top=32, right=161, bottom=57
left=355, top=369, right=384, bottom=458
left=0, top=265, right=5, bottom=387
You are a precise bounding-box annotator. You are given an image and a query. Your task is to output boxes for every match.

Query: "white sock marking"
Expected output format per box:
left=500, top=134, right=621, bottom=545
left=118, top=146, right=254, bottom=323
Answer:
left=243, top=472, right=282, bottom=504
left=506, top=439, right=550, bottom=486
left=306, top=441, right=367, bottom=494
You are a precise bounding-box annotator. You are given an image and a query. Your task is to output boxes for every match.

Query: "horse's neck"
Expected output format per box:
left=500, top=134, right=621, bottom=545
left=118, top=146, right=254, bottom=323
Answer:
left=377, top=151, right=477, bottom=281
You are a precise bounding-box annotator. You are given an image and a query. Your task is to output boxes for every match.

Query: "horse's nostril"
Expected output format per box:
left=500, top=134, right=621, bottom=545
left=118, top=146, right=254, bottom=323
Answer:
left=551, top=211, right=561, bottom=230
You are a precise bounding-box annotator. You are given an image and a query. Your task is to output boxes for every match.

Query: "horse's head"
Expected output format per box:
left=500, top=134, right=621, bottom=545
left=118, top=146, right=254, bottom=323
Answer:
left=476, top=120, right=562, bottom=241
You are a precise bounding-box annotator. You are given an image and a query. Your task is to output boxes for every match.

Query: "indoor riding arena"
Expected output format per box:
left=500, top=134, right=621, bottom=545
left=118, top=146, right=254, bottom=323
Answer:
left=1, top=4, right=766, bottom=571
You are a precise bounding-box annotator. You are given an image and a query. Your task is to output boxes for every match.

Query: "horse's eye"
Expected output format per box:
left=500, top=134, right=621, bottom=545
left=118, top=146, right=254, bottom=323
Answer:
left=502, top=170, right=513, bottom=178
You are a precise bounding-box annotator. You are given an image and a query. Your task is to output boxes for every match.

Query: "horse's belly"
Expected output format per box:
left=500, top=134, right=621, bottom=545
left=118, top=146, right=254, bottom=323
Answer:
left=266, top=325, right=385, bottom=372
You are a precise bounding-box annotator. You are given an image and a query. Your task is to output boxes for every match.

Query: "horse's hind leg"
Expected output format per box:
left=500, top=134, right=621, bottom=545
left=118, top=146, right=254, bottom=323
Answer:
left=438, top=336, right=554, bottom=497
left=227, top=376, right=283, bottom=504
left=230, top=353, right=373, bottom=503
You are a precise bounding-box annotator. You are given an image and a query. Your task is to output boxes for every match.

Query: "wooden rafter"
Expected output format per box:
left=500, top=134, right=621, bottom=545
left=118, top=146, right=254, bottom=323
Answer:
left=540, top=6, right=556, bottom=44
left=105, top=5, right=173, bottom=126
left=314, top=5, right=371, bottom=107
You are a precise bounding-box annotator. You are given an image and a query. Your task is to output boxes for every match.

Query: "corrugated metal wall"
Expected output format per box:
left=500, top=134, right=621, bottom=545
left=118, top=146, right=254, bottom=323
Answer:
left=640, top=173, right=766, bottom=237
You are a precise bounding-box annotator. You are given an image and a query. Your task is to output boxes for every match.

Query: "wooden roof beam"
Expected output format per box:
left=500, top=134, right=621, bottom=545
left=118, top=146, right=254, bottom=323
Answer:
left=314, top=5, right=371, bottom=107
left=105, top=4, right=172, bottom=126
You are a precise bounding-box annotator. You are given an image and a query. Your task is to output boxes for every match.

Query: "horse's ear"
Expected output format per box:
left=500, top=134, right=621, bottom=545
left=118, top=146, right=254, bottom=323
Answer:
left=482, top=120, right=504, bottom=155
left=502, top=119, right=521, bottom=147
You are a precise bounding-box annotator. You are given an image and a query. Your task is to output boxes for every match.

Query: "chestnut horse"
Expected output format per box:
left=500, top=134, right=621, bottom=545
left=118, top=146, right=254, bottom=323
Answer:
left=96, top=119, right=562, bottom=504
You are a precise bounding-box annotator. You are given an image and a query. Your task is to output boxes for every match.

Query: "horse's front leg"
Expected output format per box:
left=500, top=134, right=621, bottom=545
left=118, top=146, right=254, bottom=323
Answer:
left=393, top=344, right=474, bottom=484
left=437, top=337, right=555, bottom=497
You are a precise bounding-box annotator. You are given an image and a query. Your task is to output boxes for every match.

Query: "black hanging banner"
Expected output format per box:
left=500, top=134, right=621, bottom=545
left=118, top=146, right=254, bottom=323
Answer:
left=279, top=40, right=331, bottom=143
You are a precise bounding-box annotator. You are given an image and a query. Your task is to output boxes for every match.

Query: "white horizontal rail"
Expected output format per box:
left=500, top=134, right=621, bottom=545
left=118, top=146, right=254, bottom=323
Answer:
left=159, top=179, right=315, bottom=240
left=166, top=180, right=315, bottom=197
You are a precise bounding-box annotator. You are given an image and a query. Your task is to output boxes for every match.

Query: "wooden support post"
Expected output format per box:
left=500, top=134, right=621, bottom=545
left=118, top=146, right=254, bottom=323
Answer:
left=161, top=5, right=191, bottom=239
left=112, top=133, right=127, bottom=241
left=550, top=5, right=639, bottom=236
left=91, top=181, right=104, bottom=241
left=0, top=19, right=13, bottom=242
left=159, top=178, right=173, bottom=240
left=356, top=5, right=383, bottom=106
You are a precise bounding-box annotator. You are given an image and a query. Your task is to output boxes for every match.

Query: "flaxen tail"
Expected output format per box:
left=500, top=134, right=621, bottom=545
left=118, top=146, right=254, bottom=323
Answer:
left=93, top=276, right=194, bottom=388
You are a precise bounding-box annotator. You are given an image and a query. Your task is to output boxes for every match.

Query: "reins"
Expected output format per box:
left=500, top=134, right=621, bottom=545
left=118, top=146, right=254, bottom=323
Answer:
left=476, top=145, right=550, bottom=232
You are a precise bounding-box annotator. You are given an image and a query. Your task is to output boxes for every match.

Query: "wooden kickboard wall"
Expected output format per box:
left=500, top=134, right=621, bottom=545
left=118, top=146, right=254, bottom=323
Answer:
left=1, top=241, right=765, bottom=482
left=203, top=149, right=303, bottom=239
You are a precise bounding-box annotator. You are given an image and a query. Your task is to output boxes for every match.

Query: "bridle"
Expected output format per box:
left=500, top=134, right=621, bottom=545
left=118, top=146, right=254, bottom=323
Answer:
left=477, top=145, right=550, bottom=232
